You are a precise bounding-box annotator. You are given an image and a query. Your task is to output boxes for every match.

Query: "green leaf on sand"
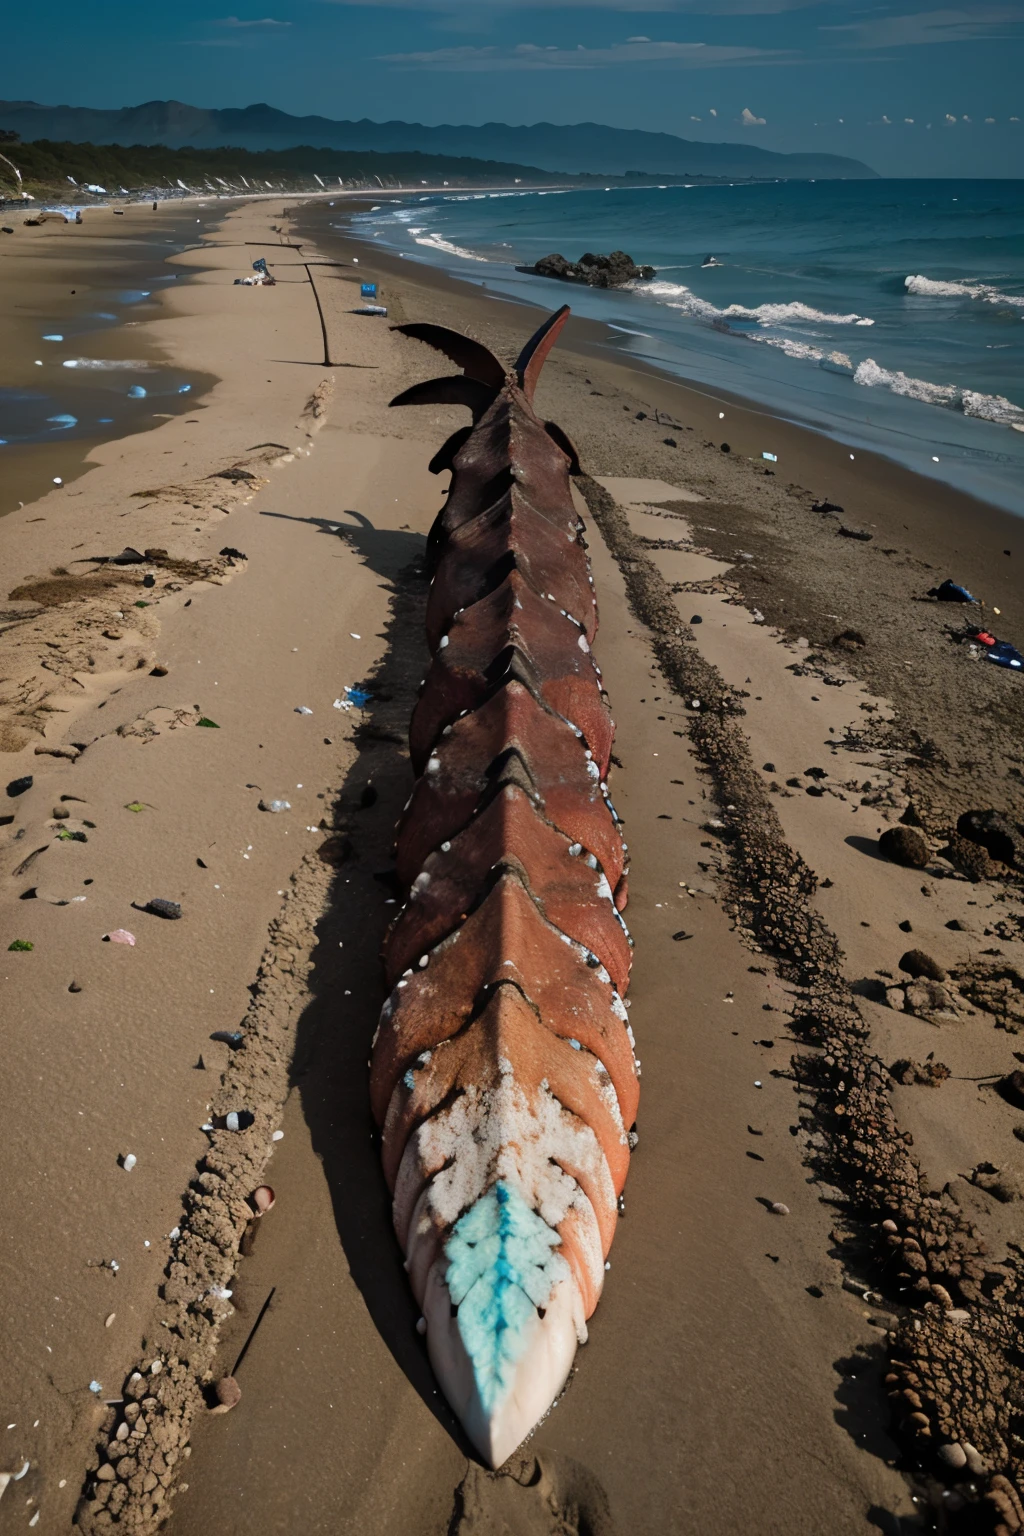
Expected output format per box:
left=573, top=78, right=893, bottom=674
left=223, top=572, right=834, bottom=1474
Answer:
left=57, top=828, right=88, bottom=842
left=197, top=717, right=220, bottom=729
left=124, top=801, right=147, bottom=813
left=135, top=600, right=149, bottom=608
left=8, top=939, right=33, bottom=952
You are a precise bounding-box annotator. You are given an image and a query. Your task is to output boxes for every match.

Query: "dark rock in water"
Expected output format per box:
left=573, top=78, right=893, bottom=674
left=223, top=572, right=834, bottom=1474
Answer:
left=943, top=834, right=994, bottom=883
left=957, top=809, right=1024, bottom=870
left=528, top=250, right=656, bottom=289
left=7, top=775, right=33, bottom=798
left=878, top=826, right=929, bottom=868
left=899, top=949, right=947, bottom=982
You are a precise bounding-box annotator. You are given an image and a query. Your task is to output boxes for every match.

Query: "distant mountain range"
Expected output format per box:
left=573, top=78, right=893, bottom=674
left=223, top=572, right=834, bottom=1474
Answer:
left=0, top=100, right=877, bottom=181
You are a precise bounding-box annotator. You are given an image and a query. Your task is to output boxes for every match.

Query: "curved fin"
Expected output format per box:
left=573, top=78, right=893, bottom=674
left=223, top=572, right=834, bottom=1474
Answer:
left=390, top=375, right=497, bottom=422
left=544, top=421, right=581, bottom=475
left=514, top=306, right=571, bottom=402
left=393, top=323, right=506, bottom=390
left=428, top=424, right=474, bottom=476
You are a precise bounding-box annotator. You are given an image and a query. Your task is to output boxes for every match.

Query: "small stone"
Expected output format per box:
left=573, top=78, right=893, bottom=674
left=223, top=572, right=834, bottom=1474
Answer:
left=962, top=1443, right=989, bottom=1476
left=937, top=1443, right=967, bottom=1471
left=6, top=775, right=33, bottom=797
left=96, top=1464, right=116, bottom=1481
left=769, top=1202, right=790, bottom=1216
left=69, top=980, right=82, bottom=993
left=898, top=920, right=912, bottom=933
left=144, top=898, right=182, bottom=920
left=878, top=826, right=929, bottom=869
left=53, top=805, right=70, bottom=820
left=149, top=664, right=169, bottom=677
left=996, top=1071, right=1024, bottom=1109
left=899, top=949, right=947, bottom=982
left=105, top=1314, right=116, bottom=1328
left=209, top=1376, right=241, bottom=1415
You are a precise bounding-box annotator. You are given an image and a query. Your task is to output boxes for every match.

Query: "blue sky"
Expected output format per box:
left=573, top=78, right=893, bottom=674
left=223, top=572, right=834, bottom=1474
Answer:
left=9, top=0, right=1024, bottom=176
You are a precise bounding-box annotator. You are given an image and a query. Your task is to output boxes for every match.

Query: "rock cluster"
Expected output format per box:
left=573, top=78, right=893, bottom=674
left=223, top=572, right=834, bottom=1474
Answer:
left=529, top=250, right=656, bottom=289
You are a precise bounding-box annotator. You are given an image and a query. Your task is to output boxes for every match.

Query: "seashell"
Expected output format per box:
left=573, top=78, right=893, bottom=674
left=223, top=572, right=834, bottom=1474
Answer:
left=209, top=1376, right=241, bottom=1415
left=103, top=929, right=136, bottom=946
left=250, top=1186, right=275, bottom=1215
left=105, top=1314, right=116, bottom=1328
left=769, top=1202, right=790, bottom=1216
left=120, top=1154, right=137, bottom=1173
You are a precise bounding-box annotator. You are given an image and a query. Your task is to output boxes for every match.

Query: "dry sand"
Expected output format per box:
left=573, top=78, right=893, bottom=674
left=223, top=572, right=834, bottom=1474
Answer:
left=1, top=199, right=1023, bottom=1536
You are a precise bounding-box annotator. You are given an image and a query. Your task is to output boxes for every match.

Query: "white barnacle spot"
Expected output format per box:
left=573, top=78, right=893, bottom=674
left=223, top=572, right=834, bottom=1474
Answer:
left=596, top=874, right=613, bottom=902
left=440, top=840, right=451, bottom=852
left=569, top=843, right=583, bottom=857
left=559, top=933, right=573, bottom=946
left=418, top=955, right=429, bottom=969
left=498, top=1055, right=514, bottom=1077
left=584, top=749, right=592, bottom=760
left=585, top=853, right=598, bottom=869
left=397, top=979, right=408, bottom=989
left=439, top=635, right=450, bottom=649
left=417, top=1050, right=432, bottom=1065
left=404, top=1069, right=416, bottom=1090
left=612, top=994, right=629, bottom=1023
left=626, top=1023, right=635, bottom=1047
left=569, top=1038, right=582, bottom=1051
left=412, top=871, right=432, bottom=894
left=426, top=756, right=441, bottom=774
left=586, top=761, right=600, bottom=780
left=596, top=965, right=610, bottom=985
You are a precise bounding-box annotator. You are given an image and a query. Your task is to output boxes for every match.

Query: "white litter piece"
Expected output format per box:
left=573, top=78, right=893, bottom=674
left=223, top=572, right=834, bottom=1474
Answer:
left=121, top=1153, right=137, bottom=1173
left=294, top=706, right=313, bottom=715
left=272, top=1130, right=284, bottom=1141
left=762, top=452, right=778, bottom=462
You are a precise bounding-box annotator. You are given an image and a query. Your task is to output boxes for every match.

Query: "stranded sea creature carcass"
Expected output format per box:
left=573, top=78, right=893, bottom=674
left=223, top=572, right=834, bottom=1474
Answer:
left=372, top=307, right=638, bottom=1467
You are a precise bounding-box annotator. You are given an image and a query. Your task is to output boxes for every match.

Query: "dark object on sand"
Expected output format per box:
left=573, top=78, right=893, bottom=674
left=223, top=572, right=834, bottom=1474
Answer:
left=812, top=499, right=844, bottom=514
left=957, top=809, right=1024, bottom=869
left=7, top=775, right=33, bottom=798
left=211, top=1031, right=244, bottom=1049
left=143, top=897, right=182, bottom=920
left=219, top=546, right=247, bottom=560
left=899, top=949, right=947, bottom=982
left=720, top=443, right=731, bottom=453
left=997, top=1071, right=1024, bottom=1110
left=943, top=833, right=994, bottom=883
left=965, top=626, right=1024, bottom=673
left=838, top=526, right=872, bottom=541
left=525, top=250, right=655, bottom=289
left=84, top=546, right=146, bottom=566
left=833, top=629, right=866, bottom=651
left=929, top=579, right=976, bottom=603
left=878, top=826, right=929, bottom=868
left=890, top=1058, right=951, bottom=1087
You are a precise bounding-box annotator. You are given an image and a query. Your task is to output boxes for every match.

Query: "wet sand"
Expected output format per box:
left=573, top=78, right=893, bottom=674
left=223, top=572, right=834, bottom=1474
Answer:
left=1, top=199, right=1023, bottom=1536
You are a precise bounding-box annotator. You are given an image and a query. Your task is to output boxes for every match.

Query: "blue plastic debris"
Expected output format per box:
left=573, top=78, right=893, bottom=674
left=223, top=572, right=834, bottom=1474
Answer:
left=127, top=385, right=147, bottom=399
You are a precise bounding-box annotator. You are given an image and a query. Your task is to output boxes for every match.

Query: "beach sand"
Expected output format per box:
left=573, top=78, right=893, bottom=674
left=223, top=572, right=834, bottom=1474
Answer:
left=1, top=199, right=1023, bottom=1535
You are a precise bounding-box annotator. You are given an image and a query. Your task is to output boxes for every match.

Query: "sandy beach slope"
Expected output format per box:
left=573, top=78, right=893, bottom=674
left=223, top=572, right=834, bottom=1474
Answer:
left=2, top=199, right=1023, bottom=1535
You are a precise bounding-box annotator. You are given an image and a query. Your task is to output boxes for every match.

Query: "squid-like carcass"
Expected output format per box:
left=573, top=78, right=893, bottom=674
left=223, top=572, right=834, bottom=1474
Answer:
left=372, top=307, right=638, bottom=1468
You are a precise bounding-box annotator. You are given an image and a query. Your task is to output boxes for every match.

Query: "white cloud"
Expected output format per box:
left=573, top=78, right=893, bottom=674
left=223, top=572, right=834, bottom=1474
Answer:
left=945, top=112, right=957, bottom=123
left=904, top=116, right=914, bottom=122
left=881, top=113, right=891, bottom=123
left=740, top=106, right=767, bottom=124
left=330, top=0, right=824, bottom=10
left=1012, top=115, right=1021, bottom=121
left=822, top=7, right=1023, bottom=49
left=380, top=40, right=788, bottom=69
left=985, top=116, right=996, bottom=122
left=690, top=114, right=702, bottom=120
left=709, top=107, right=717, bottom=115
left=627, top=34, right=651, bottom=41
left=217, top=13, right=291, bottom=24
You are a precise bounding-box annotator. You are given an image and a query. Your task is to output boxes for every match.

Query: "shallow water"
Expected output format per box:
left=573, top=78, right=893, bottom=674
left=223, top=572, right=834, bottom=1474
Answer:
left=347, top=179, right=1024, bottom=515
left=0, top=209, right=221, bottom=512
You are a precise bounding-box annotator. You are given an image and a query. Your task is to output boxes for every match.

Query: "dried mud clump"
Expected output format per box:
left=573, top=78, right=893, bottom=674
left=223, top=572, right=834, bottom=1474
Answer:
left=953, top=959, right=1024, bottom=1034
left=75, top=849, right=331, bottom=1533
left=577, top=473, right=1024, bottom=1523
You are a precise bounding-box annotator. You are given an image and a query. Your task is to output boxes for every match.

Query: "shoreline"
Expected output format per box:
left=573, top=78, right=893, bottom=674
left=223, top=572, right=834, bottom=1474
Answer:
left=293, top=198, right=1024, bottom=829
left=1, top=197, right=1023, bottom=1535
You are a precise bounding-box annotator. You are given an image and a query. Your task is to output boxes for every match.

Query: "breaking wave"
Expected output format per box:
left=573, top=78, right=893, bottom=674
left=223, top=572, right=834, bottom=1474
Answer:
left=631, top=279, right=875, bottom=327
left=905, top=274, right=1024, bottom=308
left=413, top=233, right=489, bottom=263
left=62, top=358, right=154, bottom=370
left=854, top=359, right=1024, bottom=427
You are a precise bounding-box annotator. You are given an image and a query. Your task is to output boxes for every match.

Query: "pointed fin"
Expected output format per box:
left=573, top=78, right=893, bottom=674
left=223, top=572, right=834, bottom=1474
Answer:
left=393, top=323, right=506, bottom=390
left=428, top=424, right=474, bottom=476
left=390, top=375, right=497, bottom=422
left=514, top=306, right=570, bottom=402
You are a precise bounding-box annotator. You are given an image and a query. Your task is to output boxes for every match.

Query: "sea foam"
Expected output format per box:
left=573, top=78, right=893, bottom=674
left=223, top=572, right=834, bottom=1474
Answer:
left=905, top=274, right=1024, bottom=308
left=855, top=359, right=1024, bottom=426
left=630, top=280, right=874, bottom=328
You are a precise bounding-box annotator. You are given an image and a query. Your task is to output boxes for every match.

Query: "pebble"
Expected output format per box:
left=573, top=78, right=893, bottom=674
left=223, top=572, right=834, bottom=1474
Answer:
left=6, top=775, right=33, bottom=797
left=69, top=980, right=82, bottom=993
left=149, top=664, right=169, bottom=677
left=105, top=1314, right=116, bottom=1328
left=937, top=1443, right=967, bottom=1471
left=120, top=1154, right=137, bottom=1173
left=878, top=826, right=929, bottom=869
left=53, top=805, right=70, bottom=820
left=769, top=1202, right=790, bottom=1216
left=144, top=898, right=182, bottom=920
left=898, top=949, right=946, bottom=982
left=96, top=1464, right=116, bottom=1481
left=209, top=1376, right=241, bottom=1416
left=250, top=1185, right=275, bottom=1214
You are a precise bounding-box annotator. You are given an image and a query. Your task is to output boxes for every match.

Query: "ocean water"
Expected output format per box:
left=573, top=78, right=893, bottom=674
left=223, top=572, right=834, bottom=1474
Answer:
left=346, top=179, right=1024, bottom=515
